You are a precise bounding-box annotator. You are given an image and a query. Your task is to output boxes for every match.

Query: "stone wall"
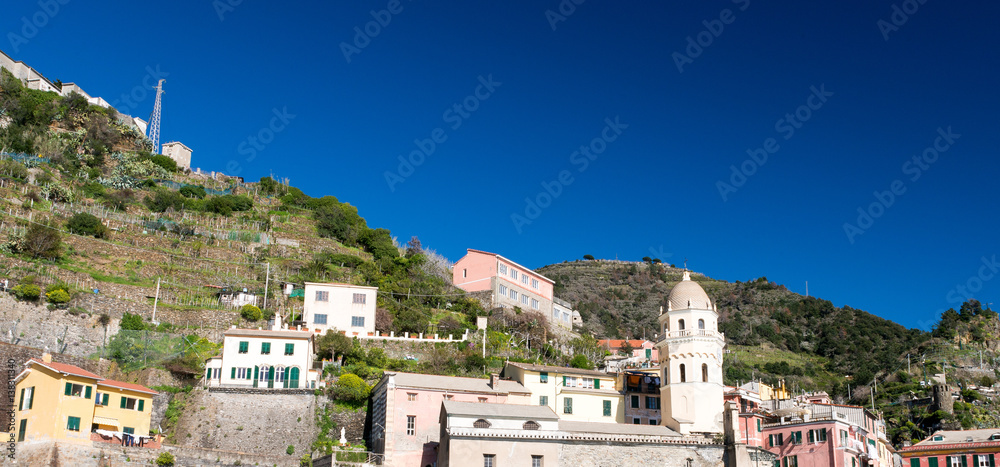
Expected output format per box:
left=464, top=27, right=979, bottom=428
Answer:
left=1, top=440, right=298, bottom=466
left=559, top=441, right=726, bottom=467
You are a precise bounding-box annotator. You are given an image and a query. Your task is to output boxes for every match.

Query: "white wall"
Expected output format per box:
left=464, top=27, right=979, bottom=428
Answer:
left=302, top=283, right=377, bottom=336
left=220, top=333, right=314, bottom=388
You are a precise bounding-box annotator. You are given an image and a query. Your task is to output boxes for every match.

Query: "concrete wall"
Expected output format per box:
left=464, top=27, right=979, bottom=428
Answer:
left=560, top=442, right=726, bottom=467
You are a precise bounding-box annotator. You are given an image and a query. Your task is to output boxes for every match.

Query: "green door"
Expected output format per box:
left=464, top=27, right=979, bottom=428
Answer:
left=253, top=366, right=259, bottom=388
left=17, top=419, right=26, bottom=442
left=283, top=368, right=290, bottom=389
left=289, top=367, right=300, bottom=389
left=267, top=366, right=275, bottom=388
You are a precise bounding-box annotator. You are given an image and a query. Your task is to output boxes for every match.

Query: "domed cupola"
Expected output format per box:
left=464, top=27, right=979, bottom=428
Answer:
left=666, top=270, right=714, bottom=312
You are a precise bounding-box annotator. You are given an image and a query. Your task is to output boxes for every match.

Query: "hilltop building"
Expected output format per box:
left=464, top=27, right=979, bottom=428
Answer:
left=302, top=282, right=378, bottom=336
left=161, top=141, right=193, bottom=170
left=12, top=353, right=157, bottom=446
left=900, top=429, right=1000, bottom=467
left=452, top=248, right=555, bottom=315
left=655, top=270, right=726, bottom=435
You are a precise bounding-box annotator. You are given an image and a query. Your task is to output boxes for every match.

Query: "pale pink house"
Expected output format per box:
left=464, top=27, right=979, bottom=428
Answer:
left=761, top=402, right=885, bottom=467
left=452, top=249, right=555, bottom=316
left=724, top=386, right=766, bottom=448
left=368, top=372, right=531, bottom=467
left=598, top=339, right=659, bottom=362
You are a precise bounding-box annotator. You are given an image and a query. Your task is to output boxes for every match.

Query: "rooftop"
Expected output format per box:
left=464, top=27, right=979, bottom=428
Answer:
left=303, top=281, right=378, bottom=290
left=28, top=358, right=101, bottom=380
left=462, top=249, right=555, bottom=284
left=224, top=328, right=314, bottom=339
left=904, top=429, right=1000, bottom=451
left=505, top=361, right=610, bottom=378
left=442, top=401, right=559, bottom=420
left=387, top=372, right=530, bottom=395
left=97, top=379, right=158, bottom=395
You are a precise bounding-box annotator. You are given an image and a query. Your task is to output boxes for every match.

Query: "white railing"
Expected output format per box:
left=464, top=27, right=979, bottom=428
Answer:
left=662, top=329, right=724, bottom=339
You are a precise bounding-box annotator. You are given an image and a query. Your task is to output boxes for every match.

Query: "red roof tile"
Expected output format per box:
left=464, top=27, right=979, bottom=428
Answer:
left=29, top=358, right=101, bottom=380
left=97, top=379, right=158, bottom=395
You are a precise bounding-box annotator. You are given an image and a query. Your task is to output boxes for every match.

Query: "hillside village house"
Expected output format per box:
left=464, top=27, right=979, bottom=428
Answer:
left=900, top=429, right=1000, bottom=467
left=302, top=282, right=377, bottom=336
left=204, top=319, right=319, bottom=389
left=452, top=249, right=556, bottom=317
left=599, top=338, right=659, bottom=362
left=368, top=372, right=532, bottom=467
left=620, top=368, right=663, bottom=425
left=13, top=353, right=157, bottom=446
left=724, top=385, right=767, bottom=449
left=761, top=399, right=891, bottom=467
left=503, top=362, right=625, bottom=424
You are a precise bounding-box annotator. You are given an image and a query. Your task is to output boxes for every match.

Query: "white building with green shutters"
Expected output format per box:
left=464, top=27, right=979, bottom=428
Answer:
left=205, top=320, right=319, bottom=389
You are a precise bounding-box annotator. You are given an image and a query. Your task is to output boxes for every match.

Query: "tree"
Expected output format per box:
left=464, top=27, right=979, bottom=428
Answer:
left=316, top=331, right=354, bottom=361
left=155, top=451, right=175, bottom=466
left=179, top=185, right=207, bottom=199
left=120, top=312, right=147, bottom=331
left=405, top=236, right=422, bottom=257
left=569, top=354, right=591, bottom=369
left=619, top=340, right=635, bottom=357
left=375, top=307, right=393, bottom=332
left=21, top=221, right=61, bottom=259
left=583, top=254, right=595, bottom=260
left=66, top=212, right=108, bottom=238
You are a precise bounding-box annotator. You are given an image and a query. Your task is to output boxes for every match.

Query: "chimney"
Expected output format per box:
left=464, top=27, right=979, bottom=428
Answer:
left=490, top=373, right=500, bottom=389
left=42, top=352, right=52, bottom=363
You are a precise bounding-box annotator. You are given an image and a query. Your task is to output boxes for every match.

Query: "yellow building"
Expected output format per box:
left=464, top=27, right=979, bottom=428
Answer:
left=13, top=353, right=157, bottom=445
left=503, top=362, right=624, bottom=423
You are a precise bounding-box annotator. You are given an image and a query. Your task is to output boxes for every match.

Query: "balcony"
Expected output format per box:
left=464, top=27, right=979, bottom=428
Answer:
left=661, top=329, right=725, bottom=340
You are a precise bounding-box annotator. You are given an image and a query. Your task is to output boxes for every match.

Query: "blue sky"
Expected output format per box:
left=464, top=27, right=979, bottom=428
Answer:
left=5, top=0, right=999, bottom=331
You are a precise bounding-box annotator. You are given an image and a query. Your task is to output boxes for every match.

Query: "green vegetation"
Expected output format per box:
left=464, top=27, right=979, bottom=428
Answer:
left=66, top=212, right=108, bottom=238
left=155, top=452, right=175, bottom=467
left=10, top=283, right=41, bottom=301
left=329, top=373, right=370, bottom=406
left=240, top=304, right=264, bottom=321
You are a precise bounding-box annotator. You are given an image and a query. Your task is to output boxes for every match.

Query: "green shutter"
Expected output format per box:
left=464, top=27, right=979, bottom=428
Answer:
left=563, top=375, right=568, bottom=386
left=84, top=386, right=91, bottom=399
left=756, top=419, right=761, bottom=431
left=808, top=430, right=814, bottom=443
left=929, top=457, right=938, bottom=467
left=102, top=394, right=108, bottom=406
left=603, top=400, right=611, bottom=416
left=261, top=342, right=270, bottom=354
left=769, top=435, right=773, bottom=447
left=290, top=367, right=300, bottom=388
left=911, top=459, right=921, bottom=467
left=64, top=382, right=72, bottom=396
left=989, top=454, right=995, bottom=467
left=231, top=367, right=236, bottom=379
left=594, top=378, right=600, bottom=389
left=961, top=456, right=967, bottom=467
left=138, top=399, right=144, bottom=412
left=18, top=388, right=24, bottom=410
left=285, top=343, right=294, bottom=355
left=207, top=368, right=212, bottom=379
left=27, top=388, right=33, bottom=409
left=120, top=396, right=127, bottom=409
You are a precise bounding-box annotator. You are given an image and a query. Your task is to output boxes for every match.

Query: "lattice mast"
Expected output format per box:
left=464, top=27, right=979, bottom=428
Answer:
left=148, top=79, right=165, bottom=154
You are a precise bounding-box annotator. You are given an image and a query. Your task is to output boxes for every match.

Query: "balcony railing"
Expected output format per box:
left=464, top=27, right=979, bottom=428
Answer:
left=661, top=329, right=724, bottom=339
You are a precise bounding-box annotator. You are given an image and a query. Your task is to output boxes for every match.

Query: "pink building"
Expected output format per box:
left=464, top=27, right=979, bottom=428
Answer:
left=368, top=372, right=532, bottom=467
left=452, top=249, right=555, bottom=316
left=761, top=402, right=884, bottom=467
left=725, top=386, right=766, bottom=448
left=598, top=339, right=659, bottom=362
left=901, top=428, right=1000, bottom=467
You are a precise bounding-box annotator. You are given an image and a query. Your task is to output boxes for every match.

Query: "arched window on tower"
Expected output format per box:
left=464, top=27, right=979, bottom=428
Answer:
left=678, top=319, right=685, bottom=330
left=679, top=364, right=686, bottom=383
left=702, top=364, right=708, bottom=382
left=698, top=319, right=705, bottom=330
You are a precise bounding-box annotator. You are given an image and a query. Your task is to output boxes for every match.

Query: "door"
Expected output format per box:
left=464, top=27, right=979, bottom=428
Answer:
left=17, top=419, right=26, bottom=442
left=267, top=366, right=275, bottom=388
left=290, top=367, right=300, bottom=389
left=253, top=366, right=259, bottom=388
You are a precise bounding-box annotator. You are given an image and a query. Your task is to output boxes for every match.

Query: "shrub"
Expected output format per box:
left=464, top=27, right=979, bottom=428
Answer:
left=179, top=185, right=207, bottom=199
left=66, top=212, right=108, bottom=238
left=20, top=221, right=61, bottom=259
left=144, top=189, right=184, bottom=213
left=569, top=354, right=591, bottom=369
left=81, top=181, right=106, bottom=198
left=155, top=451, right=175, bottom=467
left=148, top=154, right=178, bottom=173
left=45, top=289, right=70, bottom=304
left=583, top=254, right=595, bottom=260
left=11, top=284, right=41, bottom=301
left=240, top=304, right=263, bottom=321
left=329, top=373, right=370, bottom=403
left=120, top=312, right=148, bottom=331
left=286, top=445, right=295, bottom=455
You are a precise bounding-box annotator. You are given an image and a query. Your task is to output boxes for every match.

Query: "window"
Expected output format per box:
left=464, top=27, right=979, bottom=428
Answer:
left=463, top=268, right=467, bottom=278
left=64, top=382, right=87, bottom=398
left=119, top=396, right=145, bottom=411
left=910, top=460, right=921, bottom=467
left=408, top=393, right=417, bottom=401
left=631, top=395, right=640, bottom=408
left=769, top=433, right=784, bottom=447
left=948, top=457, right=962, bottom=467
left=679, top=364, right=686, bottom=383
left=532, top=278, right=539, bottom=289
left=702, top=364, right=709, bottom=382
left=975, top=456, right=992, bottom=467
left=123, top=427, right=135, bottom=435
left=314, top=314, right=328, bottom=325
left=510, top=290, right=517, bottom=300
left=757, top=419, right=761, bottom=432
left=564, top=398, right=573, bottom=414
left=633, top=418, right=641, bottom=424
left=791, top=431, right=802, bottom=444
left=511, top=270, right=518, bottom=281
left=473, top=419, right=491, bottom=428
left=646, top=397, right=660, bottom=409
left=406, top=416, right=415, bottom=436
left=275, top=367, right=286, bottom=383
left=18, top=387, right=34, bottom=410
left=484, top=454, right=496, bottom=467
left=678, top=319, right=685, bottom=330
left=594, top=378, right=601, bottom=389
left=532, top=455, right=543, bottom=467
left=17, top=419, right=26, bottom=442
left=540, top=372, right=548, bottom=383
left=928, top=459, right=939, bottom=467
left=532, top=299, right=539, bottom=310
left=698, top=319, right=705, bottom=329
left=840, top=430, right=848, bottom=445
left=499, top=284, right=508, bottom=297
left=521, top=294, right=529, bottom=305
left=351, top=316, right=365, bottom=327
left=809, top=429, right=827, bottom=442
left=352, top=293, right=366, bottom=304
left=782, top=456, right=798, bottom=467
left=94, top=392, right=108, bottom=406
left=284, top=343, right=294, bottom=355
left=522, top=275, right=529, bottom=285
left=261, top=342, right=271, bottom=354
left=499, top=264, right=507, bottom=275
left=523, top=421, right=540, bottom=430
left=238, top=341, right=249, bottom=354
left=603, top=400, right=612, bottom=416
left=649, top=419, right=658, bottom=425
left=66, top=416, right=81, bottom=432
left=932, top=435, right=944, bottom=441
left=315, top=290, right=329, bottom=301
left=539, top=396, right=548, bottom=406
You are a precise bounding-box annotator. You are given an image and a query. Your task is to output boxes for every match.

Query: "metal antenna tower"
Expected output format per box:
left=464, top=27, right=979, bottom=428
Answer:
left=148, top=79, right=165, bottom=153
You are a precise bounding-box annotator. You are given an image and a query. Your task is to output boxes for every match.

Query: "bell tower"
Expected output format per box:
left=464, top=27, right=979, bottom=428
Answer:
left=655, top=270, right=725, bottom=434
